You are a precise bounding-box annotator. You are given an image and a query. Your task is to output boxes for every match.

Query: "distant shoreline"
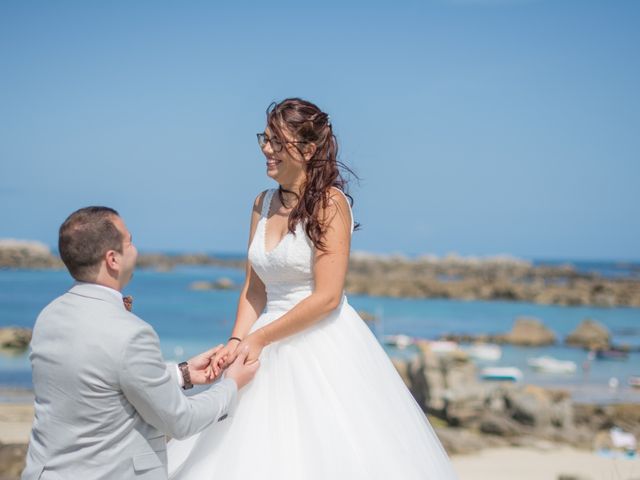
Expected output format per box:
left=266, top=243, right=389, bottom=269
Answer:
left=2, top=240, right=640, bottom=308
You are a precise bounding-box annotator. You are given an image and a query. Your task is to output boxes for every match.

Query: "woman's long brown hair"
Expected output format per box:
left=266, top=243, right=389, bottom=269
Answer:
left=266, top=98, right=358, bottom=251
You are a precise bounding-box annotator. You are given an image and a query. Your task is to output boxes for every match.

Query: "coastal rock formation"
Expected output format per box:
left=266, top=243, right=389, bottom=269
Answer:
left=136, top=254, right=245, bottom=271
left=0, top=443, right=27, bottom=480
left=496, top=317, right=557, bottom=346
left=405, top=340, right=481, bottom=417
left=573, top=403, right=640, bottom=440
left=189, top=278, right=237, bottom=291
left=435, top=427, right=508, bottom=455
left=344, top=254, right=640, bottom=308
left=440, top=317, right=557, bottom=347
left=565, top=319, right=611, bottom=350
left=0, top=328, right=32, bottom=351
left=4, top=242, right=640, bottom=308
left=357, top=310, right=377, bottom=323
left=393, top=344, right=623, bottom=452
left=0, top=240, right=62, bottom=269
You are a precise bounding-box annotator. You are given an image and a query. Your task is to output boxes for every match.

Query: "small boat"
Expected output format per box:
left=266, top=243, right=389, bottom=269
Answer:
left=596, top=349, right=629, bottom=361
left=628, top=376, right=640, bottom=389
left=465, top=344, right=502, bottom=361
left=428, top=341, right=459, bottom=354
left=480, top=367, right=523, bottom=382
left=383, top=334, right=414, bottom=349
left=527, top=356, right=577, bottom=374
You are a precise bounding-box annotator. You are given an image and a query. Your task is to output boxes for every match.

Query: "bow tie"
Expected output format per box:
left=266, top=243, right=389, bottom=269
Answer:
left=123, top=295, right=133, bottom=312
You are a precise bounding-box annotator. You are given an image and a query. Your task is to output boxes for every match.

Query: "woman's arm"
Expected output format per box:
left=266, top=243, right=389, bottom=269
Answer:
left=211, top=192, right=268, bottom=376
left=237, top=188, right=352, bottom=364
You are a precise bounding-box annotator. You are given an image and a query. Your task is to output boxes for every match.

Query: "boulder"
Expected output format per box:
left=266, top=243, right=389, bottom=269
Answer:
left=0, top=239, right=61, bottom=269
left=0, top=442, right=28, bottom=480
left=357, top=310, right=376, bottom=323
left=405, top=341, right=479, bottom=417
left=435, top=427, right=507, bottom=455
left=506, top=385, right=554, bottom=428
left=189, top=277, right=237, bottom=291
left=0, top=327, right=32, bottom=350
left=479, top=412, right=524, bottom=437
left=498, top=317, right=556, bottom=346
left=565, top=319, right=610, bottom=350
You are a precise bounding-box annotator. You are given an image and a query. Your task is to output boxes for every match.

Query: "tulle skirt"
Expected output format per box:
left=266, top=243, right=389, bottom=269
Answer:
left=168, top=299, right=458, bottom=479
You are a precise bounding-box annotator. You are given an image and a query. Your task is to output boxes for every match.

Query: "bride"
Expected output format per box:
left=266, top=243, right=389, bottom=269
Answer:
left=167, top=98, right=458, bottom=479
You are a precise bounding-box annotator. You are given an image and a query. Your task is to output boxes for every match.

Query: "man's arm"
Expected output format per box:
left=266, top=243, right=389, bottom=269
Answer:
left=168, top=344, right=225, bottom=389
left=119, top=325, right=237, bottom=440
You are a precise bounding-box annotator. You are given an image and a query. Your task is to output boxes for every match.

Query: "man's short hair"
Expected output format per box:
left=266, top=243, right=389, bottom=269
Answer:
left=58, top=206, right=123, bottom=282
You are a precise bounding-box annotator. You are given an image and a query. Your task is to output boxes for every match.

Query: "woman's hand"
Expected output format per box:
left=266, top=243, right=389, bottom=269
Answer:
left=230, top=331, right=268, bottom=366
left=210, top=340, right=241, bottom=377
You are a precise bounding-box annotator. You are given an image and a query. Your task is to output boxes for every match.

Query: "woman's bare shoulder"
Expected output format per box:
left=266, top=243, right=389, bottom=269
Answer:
left=252, top=189, right=270, bottom=214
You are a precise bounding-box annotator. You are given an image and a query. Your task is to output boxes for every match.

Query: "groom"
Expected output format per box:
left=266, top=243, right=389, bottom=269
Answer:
left=22, top=206, right=259, bottom=480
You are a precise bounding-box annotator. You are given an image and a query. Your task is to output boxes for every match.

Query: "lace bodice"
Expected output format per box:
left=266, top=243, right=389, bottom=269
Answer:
left=247, top=188, right=353, bottom=313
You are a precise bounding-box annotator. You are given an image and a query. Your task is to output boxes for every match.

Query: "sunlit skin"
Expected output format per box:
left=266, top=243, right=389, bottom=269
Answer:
left=92, top=215, right=138, bottom=292
left=211, top=122, right=353, bottom=372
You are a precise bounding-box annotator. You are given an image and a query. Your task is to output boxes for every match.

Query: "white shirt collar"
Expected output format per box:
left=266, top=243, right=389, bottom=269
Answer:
left=75, top=282, right=123, bottom=302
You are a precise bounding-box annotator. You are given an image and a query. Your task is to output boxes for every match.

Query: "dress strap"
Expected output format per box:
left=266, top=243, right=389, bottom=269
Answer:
left=261, top=189, right=276, bottom=218
left=332, top=188, right=355, bottom=234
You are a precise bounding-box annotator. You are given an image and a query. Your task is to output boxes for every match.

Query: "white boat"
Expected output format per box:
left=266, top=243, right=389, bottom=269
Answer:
left=527, top=356, right=577, bottom=374
left=383, top=334, right=414, bottom=349
left=464, top=344, right=502, bottom=361
left=480, top=367, right=523, bottom=382
left=628, top=376, right=640, bottom=389
left=428, top=341, right=459, bottom=354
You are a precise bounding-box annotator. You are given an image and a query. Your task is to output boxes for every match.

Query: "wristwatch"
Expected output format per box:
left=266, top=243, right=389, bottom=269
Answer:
left=178, top=361, right=193, bottom=390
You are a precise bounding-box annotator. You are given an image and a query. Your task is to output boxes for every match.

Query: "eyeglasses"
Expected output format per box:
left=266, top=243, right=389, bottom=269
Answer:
left=256, top=133, right=307, bottom=153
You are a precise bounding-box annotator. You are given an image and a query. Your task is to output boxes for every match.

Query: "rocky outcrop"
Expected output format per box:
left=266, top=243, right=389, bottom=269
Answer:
left=136, top=254, right=245, bottom=271
left=394, top=343, right=636, bottom=453
left=441, top=317, right=557, bottom=347
left=189, top=278, right=237, bottom=291
left=0, top=328, right=32, bottom=352
left=345, top=254, right=640, bottom=308
left=565, top=319, right=611, bottom=350
left=0, top=442, right=27, bottom=480
left=573, top=403, right=640, bottom=440
left=0, top=240, right=62, bottom=269
left=496, top=317, right=557, bottom=346
left=5, top=242, right=640, bottom=307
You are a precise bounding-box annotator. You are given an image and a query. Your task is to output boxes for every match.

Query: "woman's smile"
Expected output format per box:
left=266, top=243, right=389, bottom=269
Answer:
left=266, top=157, right=281, bottom=170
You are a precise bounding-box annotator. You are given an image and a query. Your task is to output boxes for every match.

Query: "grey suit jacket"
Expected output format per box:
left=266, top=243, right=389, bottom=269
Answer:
left=22, top=283, right=237, bottom=480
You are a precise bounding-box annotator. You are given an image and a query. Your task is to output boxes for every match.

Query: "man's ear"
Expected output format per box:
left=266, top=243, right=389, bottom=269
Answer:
left=105, top=250, right=119, bottom=270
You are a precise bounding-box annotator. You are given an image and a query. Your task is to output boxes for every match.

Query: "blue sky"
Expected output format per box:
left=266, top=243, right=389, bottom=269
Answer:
left=1, top=0, right=638, bottom=260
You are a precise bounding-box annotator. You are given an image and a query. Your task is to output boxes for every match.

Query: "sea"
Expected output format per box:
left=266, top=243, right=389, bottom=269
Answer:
left=1, top=259, right=639, bottom=404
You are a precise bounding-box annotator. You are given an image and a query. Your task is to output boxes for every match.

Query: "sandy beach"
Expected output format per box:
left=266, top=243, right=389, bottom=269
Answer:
left=0, top=403, right=33, bottom=444
left=2, top=401, right=639, bottom=480
left=452, top=446, right=640, bottom=480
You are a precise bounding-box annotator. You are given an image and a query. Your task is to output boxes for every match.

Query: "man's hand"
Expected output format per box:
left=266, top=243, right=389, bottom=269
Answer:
left=210, top=340, right=241, bottom=377
left=187, top=344, right=224, bottom=385
left=224, top=346, right=260, bottom=390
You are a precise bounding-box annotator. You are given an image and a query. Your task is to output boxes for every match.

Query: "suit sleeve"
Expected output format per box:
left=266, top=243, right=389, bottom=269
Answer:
left=119, top=324, right=237, bottom=440
left=167, top=362, right=184, bottom=388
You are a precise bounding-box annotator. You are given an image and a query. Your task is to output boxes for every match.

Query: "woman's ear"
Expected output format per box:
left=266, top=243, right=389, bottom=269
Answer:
left=303, top=143, right=317, bottom=161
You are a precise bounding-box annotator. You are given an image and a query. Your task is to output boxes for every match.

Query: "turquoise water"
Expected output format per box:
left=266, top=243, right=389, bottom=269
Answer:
left=1, top=267, right=639, bottom=403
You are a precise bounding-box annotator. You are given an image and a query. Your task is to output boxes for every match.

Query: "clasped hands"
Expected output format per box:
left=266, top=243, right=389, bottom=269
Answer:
left=187, top=331, right=266, bottom=384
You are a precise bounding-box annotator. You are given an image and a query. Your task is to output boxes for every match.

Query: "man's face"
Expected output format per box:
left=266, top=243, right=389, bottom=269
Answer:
left=111, top=215, right=138, bottom=287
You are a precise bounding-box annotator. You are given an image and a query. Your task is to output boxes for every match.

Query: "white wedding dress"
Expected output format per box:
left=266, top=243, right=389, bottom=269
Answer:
left=168, top=189, right=458, bottom=479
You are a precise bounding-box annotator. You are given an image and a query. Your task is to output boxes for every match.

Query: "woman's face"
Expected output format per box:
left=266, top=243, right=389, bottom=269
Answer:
left=260, top=124, right=309, bottom=185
